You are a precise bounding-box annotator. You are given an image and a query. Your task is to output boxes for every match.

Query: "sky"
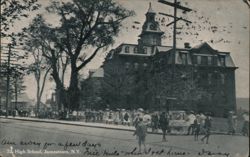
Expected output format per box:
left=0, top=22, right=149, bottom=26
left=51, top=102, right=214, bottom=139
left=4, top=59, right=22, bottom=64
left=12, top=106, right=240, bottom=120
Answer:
left=2, top=0, right=249, bottom=101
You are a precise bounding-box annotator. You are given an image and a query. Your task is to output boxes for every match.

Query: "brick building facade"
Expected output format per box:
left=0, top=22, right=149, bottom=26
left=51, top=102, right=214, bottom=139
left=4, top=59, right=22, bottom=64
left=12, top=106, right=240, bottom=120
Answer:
left=81, top=4, right=237, bottom=117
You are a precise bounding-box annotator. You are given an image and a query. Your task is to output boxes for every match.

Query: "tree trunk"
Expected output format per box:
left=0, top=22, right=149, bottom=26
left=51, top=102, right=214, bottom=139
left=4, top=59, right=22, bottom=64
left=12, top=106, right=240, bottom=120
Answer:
left=36, top=80, right=40, bottom=117
left=68, top=58, right=80, bottom=111
left=50, top=56, right=66, bottom=112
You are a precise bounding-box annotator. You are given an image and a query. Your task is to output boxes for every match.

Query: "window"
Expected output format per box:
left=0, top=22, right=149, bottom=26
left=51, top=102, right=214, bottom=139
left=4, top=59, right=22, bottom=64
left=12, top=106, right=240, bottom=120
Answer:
left=125, top=62, right=130, bottom=69
left=213, top=57, right=218, bottom=65
left=193, top=56, right=197, bottom=64
left=143, top=48, right=147, bottom=54
left=201, top=73, right=208, bottom=85
left=212, top=73, right=219, bottom=86
left=208, top=56, right=212, bottom=65
left=134, top=62, right=139, bottom=69
left=150, top=24, right=157, bottom=30
left=219, top=55, right=226, bottom=66
left=125, top=46, right=130, bottom=53
left=181, top=53, right=188, bottom=65
left=208, top=73, right=212, bottom=85
left=153, top=37, right=157, bottom=45
left=221, top=74, right=225, bottom=84
left=197, top=56, right=201, bottom=64
left=134, top=47, right=138, bottom=53
left=201, top=56, right=208, bottom=65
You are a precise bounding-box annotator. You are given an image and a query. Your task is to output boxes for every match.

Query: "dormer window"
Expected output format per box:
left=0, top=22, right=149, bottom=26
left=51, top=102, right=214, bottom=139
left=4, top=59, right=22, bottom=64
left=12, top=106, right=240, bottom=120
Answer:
left=219, top=55, right=226, bottom=66
left=197, top=56, right=201, bottom=64
left=180, top=52, right=188, bottom=65
left=125, top=46, right=130, bottom=53
left=134, top=47, right=138, bottom=53
left=201, top=56, right=208, bottom=65
left=208, top=56, right=212, bottom=65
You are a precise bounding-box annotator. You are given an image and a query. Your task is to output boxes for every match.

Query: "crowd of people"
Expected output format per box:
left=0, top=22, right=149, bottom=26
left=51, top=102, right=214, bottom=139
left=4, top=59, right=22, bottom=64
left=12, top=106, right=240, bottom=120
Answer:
left=2, top=107, right=248, bottom=139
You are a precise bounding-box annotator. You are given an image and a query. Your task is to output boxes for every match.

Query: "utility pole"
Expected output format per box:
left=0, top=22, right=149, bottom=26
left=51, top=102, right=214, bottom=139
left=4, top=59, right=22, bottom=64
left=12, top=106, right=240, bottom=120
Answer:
left=5, top=44, right=11, bottom=117
left=15, top=72, right=18, bottom=112
left=158, top=0, right=192, bottom=111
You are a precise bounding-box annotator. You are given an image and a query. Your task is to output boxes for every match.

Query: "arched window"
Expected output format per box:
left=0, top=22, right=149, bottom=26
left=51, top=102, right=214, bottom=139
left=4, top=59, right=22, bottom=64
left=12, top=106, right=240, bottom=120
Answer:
left=153, top=37, right=157, bottom=45
left=134, top=47, right=138, bottom=53
left=221, top=74, right=225, bottom=84
left=125, top=46, right=130, bottom=53
left=125, top=62, right=130, bottom=69
left=208, top=73, right=212, bottom=85
left=134, top=62, right=139, bottom=69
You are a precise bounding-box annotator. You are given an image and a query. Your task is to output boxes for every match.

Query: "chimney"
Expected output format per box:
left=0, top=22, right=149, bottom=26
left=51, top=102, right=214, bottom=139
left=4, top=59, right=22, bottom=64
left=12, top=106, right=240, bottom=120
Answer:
left=184, top=42, right=191, bottom=49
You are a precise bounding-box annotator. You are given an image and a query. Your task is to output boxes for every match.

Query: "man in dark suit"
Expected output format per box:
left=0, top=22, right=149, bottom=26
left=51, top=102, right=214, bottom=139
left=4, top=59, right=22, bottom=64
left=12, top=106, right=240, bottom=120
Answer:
left=159, top=112, right=169, bottom=142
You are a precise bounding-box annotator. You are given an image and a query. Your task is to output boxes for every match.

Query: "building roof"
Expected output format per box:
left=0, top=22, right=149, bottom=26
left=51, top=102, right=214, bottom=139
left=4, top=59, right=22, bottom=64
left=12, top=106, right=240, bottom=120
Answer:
left=105, top=4, right=237, bottom=69
left=111, top=42, right=237, bottom=68
left=156, top=46, right=172, bottom=52
left=192, top=42, right=211, bottom=50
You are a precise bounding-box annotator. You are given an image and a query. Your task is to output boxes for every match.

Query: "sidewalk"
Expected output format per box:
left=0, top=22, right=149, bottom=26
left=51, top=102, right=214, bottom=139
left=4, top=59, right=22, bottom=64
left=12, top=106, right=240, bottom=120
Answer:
left=0, top=116, right=240, bottom=135
left=0, top=116, right=138, bottom=132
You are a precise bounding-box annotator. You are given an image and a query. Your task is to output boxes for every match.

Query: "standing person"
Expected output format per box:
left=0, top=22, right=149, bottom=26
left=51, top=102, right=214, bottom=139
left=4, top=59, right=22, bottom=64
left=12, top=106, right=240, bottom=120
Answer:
left=199, top=113, right=206, bottom=134
left=186, top=111, right=196, bottom=135
left=151, top=112, right=159, bottom=133
left=201, top=115, right=212, bottom=144
left=143, top=111, right=151, bottom=126
left=241, top=112, right=249, bottom=136
left=227, top=111, right=237, bottom=135
left=133, top=113, right=140, bottom=128
left=194, top=114, right=201, bottom=141
left=133, top=118, right=147, bottom=153
left=123, top=112, right=130, bottom=126
left=159, top=112, right=169, bottom=142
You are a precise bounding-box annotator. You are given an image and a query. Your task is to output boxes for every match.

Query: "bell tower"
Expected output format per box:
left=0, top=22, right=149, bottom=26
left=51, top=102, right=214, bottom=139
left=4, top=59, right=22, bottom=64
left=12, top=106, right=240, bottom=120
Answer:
left=138, top=3, right=164, bottom=46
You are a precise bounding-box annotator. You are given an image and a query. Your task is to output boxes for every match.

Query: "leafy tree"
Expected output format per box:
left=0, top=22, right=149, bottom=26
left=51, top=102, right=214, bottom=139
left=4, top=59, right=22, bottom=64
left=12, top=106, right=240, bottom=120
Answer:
left=24, top=0, right=134, bottom=111
left=0, top=0, right=40, bottom=41
left=22, top=15, right=69, bottom=112
left=24, top=45, right=51, bottom=117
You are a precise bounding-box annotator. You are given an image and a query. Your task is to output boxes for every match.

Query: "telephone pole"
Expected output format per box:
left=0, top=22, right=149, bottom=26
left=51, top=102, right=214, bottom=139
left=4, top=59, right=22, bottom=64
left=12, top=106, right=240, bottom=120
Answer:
left=5, top=44, right=11, bottom=117
left=158, top=0, right=192, bottom=111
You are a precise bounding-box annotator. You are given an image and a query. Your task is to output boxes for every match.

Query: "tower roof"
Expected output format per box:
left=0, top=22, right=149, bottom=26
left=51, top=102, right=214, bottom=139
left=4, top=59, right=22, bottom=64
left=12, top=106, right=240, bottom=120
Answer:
left=147, top=2, right=155, bottom=14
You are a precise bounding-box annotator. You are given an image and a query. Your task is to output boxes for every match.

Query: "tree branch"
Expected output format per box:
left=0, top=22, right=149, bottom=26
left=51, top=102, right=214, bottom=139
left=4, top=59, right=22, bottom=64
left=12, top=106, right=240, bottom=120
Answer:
left=39, top=67, right=51, bottom=99
left=76, top=44, right=106, bottom=71
left=74, top=10, right=101, bottom=57
left=60, top=9, right=73, bottom=56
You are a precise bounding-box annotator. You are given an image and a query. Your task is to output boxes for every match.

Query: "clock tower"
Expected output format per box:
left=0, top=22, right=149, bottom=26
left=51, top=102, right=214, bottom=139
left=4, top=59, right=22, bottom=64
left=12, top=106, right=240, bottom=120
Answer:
left=139, top=3, right=164, bottom=46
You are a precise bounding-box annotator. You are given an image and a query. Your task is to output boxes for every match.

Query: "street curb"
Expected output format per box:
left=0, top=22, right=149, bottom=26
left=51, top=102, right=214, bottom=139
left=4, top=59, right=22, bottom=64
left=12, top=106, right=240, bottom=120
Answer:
left=0, top=117, right=237, bottom=136
left=1, top=117, right=137, bottom=133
